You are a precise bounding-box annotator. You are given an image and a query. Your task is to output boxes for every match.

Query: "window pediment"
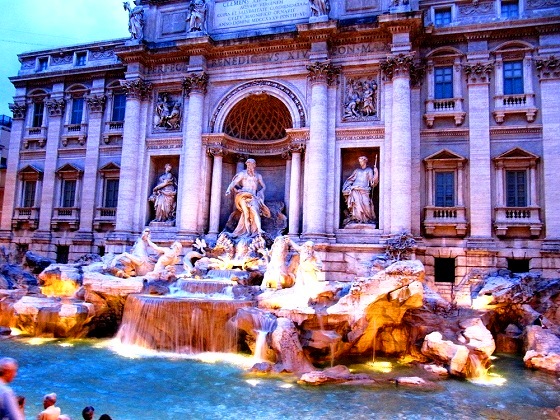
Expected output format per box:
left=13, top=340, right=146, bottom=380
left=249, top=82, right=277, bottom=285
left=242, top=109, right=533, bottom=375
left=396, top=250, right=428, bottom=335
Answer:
left=494, top=147, right=539, bottom=166
left=18, top=164, right=43, bottom=180
left=55, top=163, right=83, bottom=178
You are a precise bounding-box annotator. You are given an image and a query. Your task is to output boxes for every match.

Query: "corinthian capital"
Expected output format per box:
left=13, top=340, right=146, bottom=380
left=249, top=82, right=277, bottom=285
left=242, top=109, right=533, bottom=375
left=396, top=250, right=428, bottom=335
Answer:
left=380, top=53, right=416, bottom=80
left=45, top=98, right=66, bottom=117
left=120, top=78, right=152, bottom=100
left=207, top=144, right=225, bottom=157
left=463, top=62, right=494, bottom=84
left=9, top=102, right=27, bottom=120
left=536, top=55, right=560, bottom=80
left=86, top=94, right=107, bottom=113
left=306, top=61, right=340, bottom=86
left=183, top=72, right=209, bottom=96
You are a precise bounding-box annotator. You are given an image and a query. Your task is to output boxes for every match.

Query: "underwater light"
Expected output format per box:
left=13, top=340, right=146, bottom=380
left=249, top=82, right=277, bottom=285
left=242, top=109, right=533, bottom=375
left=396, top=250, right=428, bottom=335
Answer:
left=245, top=379, right=260, bottom=386
left=366, top=361, right=393, bottom=373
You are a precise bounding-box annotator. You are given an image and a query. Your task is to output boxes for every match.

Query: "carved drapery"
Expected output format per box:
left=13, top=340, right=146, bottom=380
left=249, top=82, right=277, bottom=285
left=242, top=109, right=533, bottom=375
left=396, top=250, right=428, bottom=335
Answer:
left=463, top=62, right=494, bottom=84
left=86, top=95, right=106, bottom=113
left=9, top=102, right=27, bottom=120
left=45, top=99, right=66, bottom=117
left=120, top=78, right=152, bottom=100
left=536, top=56, right=560, bottom=80
left=182, top=72, right=209, bottom=96
left=306, top=61, right=340, bottom=86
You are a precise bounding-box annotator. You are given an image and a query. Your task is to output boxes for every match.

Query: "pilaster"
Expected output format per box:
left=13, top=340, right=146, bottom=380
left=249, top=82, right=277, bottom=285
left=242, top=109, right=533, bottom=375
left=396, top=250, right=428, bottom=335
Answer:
left=207, top=144, right=225, bottom=237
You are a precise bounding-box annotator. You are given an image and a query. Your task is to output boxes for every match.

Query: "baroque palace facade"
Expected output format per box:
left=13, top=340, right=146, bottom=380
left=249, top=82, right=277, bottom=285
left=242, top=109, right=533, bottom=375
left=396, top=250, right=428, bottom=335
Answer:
left=2, top=0, right=560, bottom=292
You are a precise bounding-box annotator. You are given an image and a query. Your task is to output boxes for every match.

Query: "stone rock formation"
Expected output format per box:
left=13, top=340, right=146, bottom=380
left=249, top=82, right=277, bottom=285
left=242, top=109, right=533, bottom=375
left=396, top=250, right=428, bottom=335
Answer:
left=523, top=325, right=560, bottom=374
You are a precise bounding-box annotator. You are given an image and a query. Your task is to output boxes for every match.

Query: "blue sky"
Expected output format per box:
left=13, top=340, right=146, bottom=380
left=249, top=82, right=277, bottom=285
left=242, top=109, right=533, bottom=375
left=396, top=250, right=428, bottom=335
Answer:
left=0, top=0, right=129, bottom=115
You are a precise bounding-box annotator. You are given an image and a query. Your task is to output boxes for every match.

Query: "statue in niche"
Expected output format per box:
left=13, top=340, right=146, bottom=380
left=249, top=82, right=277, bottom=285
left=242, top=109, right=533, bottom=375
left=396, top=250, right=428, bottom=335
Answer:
left=343, top=78, right=378, bottom=120
left=105, top=228, right=158, bottom=278
left=149, top=163, right=177, bottom=224
left=225, top=158, right=271, bottom=238
left=309, top=0, right=330, bottom=16
left=123, top=2, right=144, bottom=40
left=342, top=156, right=379, bottom=227
left=188, top=0, right=207, bottom=32
left=153, top=93, right=182, bottom=130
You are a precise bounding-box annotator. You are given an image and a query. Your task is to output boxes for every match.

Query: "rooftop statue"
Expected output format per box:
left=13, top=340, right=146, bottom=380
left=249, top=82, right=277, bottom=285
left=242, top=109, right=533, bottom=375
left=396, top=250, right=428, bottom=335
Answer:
left=342, top=156, right=379, bottom=227
left=149, top=163, right=177, bottom=224
left=309, top=0, right=330, bottom=16
left=123, top=2, right=144, bottom=41
left=188, top=0, right=207, bottom=32
left=225, top=159, right=271, bottom=238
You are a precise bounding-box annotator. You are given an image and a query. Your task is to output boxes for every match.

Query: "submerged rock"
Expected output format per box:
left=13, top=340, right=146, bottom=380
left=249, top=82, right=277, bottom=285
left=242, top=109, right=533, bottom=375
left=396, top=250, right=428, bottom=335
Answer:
left=298, top=365, right=372, bottom=386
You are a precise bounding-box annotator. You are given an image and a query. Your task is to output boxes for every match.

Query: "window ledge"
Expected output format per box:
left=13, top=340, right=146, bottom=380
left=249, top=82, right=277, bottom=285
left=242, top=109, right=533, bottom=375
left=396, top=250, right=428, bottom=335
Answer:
left=423, top=206, right=468, bottom=237
left=494, top=206, right=542, bottom=237
left=424, top=98, right=465, bottom=127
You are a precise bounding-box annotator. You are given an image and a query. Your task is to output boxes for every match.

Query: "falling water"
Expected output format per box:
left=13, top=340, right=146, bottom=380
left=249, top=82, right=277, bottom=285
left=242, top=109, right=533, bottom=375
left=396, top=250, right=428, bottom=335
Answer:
left=116, top=294, right=252, bottom=353
left=247, top=308, right=277, bottom=362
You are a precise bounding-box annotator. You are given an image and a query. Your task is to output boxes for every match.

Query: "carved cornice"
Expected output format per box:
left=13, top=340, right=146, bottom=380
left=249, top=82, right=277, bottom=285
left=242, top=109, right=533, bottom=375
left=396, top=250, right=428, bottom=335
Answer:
left=86, top=94, right=106, bottom=113
left=45, top=98, right=66, bottom=117
left=202, top=133, right=307, bottom=157
left=463, top=62, right=494, bottom=84
left=306, top=61, right=341, bottom=86
left=380, top=53, right=416, bottom=81
left=120, top=78, right=152, bottom=100
left=207, top=144, right=226, bottom=157
left=182, top=72, right=209, bottom=96
left=9, top=102, right=27, bottom=120
left=536, top=56, right=560, bottom=80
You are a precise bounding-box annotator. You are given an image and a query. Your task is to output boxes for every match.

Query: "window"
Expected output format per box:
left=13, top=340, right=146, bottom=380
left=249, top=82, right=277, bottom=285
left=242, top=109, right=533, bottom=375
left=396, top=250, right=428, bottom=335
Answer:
left=434, top=258, right=455, bottom=283
left=112, top=93, right=126, bottom=122
left=61, top=179, right=77, bottom=208
left=56, top=245, right=69, bottom=264
left=503, top=61, right=524, bottom=95
left=507, top=258, right=529, bottom=273
left=104, top=179, right=119, bottom=208
left=501, top=0, right=519, bottom=19
left=38, top=57, right=48, bottom=71
left=32, top=102, right=44, bottom=127
left=434, top=67, right=453, bottom=99
left=434, top=8, right=452, bottom=27
left=506, top=170, right=527, bottom=207
left=435, top=172, right=454, bottom=207
left=76, top=52, right=87, bottom=66
left=98, top=246, right=105, bottom=257
left=70, top=98, right=84, bottom=125
left=22, top=180, right=37, bottom=208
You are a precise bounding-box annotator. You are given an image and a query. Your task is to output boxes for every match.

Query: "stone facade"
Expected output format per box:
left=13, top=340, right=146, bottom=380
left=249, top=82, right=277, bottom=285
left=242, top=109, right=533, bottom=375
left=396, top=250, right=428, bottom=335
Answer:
left=2, top=0, right=560, bottom=293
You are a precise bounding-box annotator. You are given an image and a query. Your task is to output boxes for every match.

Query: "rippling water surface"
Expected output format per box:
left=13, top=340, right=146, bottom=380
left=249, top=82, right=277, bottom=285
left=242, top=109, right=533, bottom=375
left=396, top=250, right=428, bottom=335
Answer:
left=1, top=338, right=558, bottom=420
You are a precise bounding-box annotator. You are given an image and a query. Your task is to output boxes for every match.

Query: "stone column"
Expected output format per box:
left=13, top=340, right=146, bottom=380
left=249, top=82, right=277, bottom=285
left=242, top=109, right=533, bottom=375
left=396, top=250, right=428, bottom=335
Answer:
left=178, top=72, right=208, bottom=236
left=207, top=145, right=224, bottom=237
left=288, top=145, right=304, bottom=236
left=381, top=54, right=415, bottom=234
left=464, top=62, right=494, bottom=241
left=537, top=57, right=560, bottom=248
left=76, top=94, right=106, bottom=244
left=302, top=61, right=339, bottom=240
left=113, top=79, right=152, bottom=238
left=0, top=102, right=27, bottom=240
left=35, top=96, right=66, bottom=249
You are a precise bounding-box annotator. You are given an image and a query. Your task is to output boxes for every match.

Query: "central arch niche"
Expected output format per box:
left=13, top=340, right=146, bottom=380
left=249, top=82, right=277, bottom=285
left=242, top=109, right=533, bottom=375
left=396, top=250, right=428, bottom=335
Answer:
left=223, top=93, right=293, bottom=141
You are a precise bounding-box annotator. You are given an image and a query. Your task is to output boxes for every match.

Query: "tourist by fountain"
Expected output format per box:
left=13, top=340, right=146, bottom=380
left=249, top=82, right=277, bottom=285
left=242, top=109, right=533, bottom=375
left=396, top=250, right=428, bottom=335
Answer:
left=106, top=228, right=158, bottom=278
left=38, top=393, right=60, bottom=420
left=0, top=358, right=24, bottom=420
left=225, top=158, right=271, bottom=238
left=81, top=406, right=94, bottom=420
left=342, top=156, right=379, bottom=227
left=149, top=163, right=177, bottom=224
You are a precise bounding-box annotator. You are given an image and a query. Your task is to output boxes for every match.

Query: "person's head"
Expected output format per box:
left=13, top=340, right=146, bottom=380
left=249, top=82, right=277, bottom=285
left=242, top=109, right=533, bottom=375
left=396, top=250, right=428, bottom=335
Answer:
left=358, top=156, right=368, bottom=168
left=99, top=415, right=113, bottom=420
left=43, top=393, right=57, bottom=409
left=0, top=357, right=18, bottom=383
left=82, top=406, right=95, bottom=420
left=17, top=395, right=25, bottom=411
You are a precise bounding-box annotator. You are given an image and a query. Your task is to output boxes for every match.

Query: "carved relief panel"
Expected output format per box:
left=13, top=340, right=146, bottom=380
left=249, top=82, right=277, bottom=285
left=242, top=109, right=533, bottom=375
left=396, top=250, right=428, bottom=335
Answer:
left=342, top=75, right=379, bottom=122
left=153, top=91, right=183, bottom=132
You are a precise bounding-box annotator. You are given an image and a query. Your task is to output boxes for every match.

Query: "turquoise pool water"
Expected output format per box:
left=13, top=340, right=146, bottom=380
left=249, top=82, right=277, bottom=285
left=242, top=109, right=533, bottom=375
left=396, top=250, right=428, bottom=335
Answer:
left=1, top=338, right=558, bottom=419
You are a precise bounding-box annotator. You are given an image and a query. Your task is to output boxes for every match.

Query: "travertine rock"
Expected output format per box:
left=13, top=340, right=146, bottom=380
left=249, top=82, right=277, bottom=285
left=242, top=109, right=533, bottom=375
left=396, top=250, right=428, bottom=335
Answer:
left=38, top=264, right=82, bottom=297
left=298, top=365, right=371, bottom=385
left=270, top=317, right=314, bottom=374
left=523, top=325, right=560, bottom=374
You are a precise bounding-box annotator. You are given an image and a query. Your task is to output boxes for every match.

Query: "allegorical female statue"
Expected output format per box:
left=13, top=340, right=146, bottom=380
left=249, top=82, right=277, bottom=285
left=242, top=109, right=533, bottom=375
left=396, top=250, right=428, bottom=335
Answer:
left=123, top=2, right=144, bottom=40
left=149, top=163, right=177, bottom=223
left=342, top=156, right=379, bottom=227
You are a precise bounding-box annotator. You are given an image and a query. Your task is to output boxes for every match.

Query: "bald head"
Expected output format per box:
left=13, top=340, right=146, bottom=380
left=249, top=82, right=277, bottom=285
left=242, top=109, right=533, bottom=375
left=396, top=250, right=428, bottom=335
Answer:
left=0, top=357, right=18, bottom=383
left=43, top=393, right=57, bottom=408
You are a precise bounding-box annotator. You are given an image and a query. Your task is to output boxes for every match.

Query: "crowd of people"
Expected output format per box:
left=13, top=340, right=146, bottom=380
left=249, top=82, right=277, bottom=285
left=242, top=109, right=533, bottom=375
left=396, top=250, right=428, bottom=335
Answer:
left=0, top=357, right=112, bottom=420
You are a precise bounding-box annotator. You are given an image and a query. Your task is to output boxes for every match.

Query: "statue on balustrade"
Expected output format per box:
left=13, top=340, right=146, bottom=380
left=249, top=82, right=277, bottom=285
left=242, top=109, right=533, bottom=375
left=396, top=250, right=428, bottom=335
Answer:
left=225, top=159, right=271, bottom=238
left=123, top=2, right=144, bottom=40
left=342, top=156, right=379, bottom=227
left=149, top=163, right=177, bottom=224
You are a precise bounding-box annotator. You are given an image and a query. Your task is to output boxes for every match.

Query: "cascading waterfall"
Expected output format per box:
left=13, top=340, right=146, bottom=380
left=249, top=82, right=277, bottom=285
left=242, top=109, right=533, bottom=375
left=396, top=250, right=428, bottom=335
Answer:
left=115, top=293, right=252, bottom=353
left=246, top=308, right=277, bottom=362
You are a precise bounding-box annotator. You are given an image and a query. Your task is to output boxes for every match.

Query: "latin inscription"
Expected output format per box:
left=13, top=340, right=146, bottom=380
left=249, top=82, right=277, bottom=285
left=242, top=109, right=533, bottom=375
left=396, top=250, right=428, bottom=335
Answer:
left=214, top=0, right=309, bottom=29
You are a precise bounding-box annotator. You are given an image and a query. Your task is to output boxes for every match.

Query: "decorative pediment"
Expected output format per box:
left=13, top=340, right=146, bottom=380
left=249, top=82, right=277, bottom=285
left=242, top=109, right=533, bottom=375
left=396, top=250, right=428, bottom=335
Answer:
left=55, top=163, right=83, bottom=177
left=424, top=149, right=466, bottom=162
left=18, top=164, right=43, bottom=180
left=99, top=162, right=121, bottom=173
left=494, top=147, right=539, bottom=163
